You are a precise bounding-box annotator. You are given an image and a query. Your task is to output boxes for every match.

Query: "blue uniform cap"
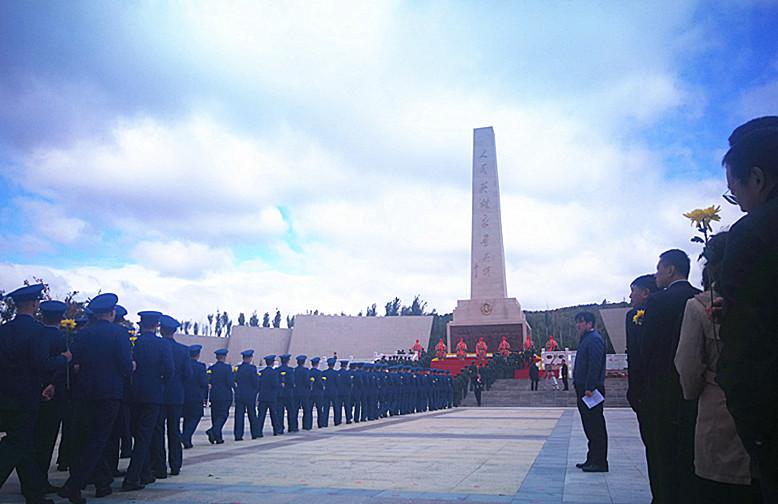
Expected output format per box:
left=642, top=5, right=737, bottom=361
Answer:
left=310, top=357, right=321, bottom=364
left=264, top=354, right=276, bottom=363
left=339, top=360, right=349, bottom=366
left=39, top=300, right=67, bottom=316
left=279, top=353, right=291, bottom=361
left=88, top=293, right=119, bottom=313
left=159, top=314, right=180, bottom=331
left=296, top=354, right=307, bottom=362
left=326, top=357, right=337, bottom=366
left=241, top=349, right=254, bottom=357
left=215, top=348, right=228, bottom=356
left=137, top=310, right=162, bottom=324
left=189, top=344, right=203, bottom=355
left=114, top=305, right=128, bottom=319
left=6, top=284, right=45, bottom=302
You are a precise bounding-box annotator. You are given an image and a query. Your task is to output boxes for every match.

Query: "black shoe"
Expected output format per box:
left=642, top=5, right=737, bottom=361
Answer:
left=346, top=420, right=352, bottom=424
left=581, top=463, right=609, bottom=473
left=94, top=487, right=112, bottom=498
left=152, top=472, right=167, bottom=479
left=57, top=486, right=86, bottom=504
left=575, top=461, right=589, bottom=469
left=140, top=475, right=156, bottom=485
left=121, top=481, right=145, bottom=492
left=183, top=442, right=193, bottom=449
left=170, top=469, right=180, bottom=476
left=206, top=429, right=216, bottom=444
left=252, top=435, right=263, bottom=439
left=215, top=439, right=224, bottom=444
left=235, top=437, right=243, bottom=441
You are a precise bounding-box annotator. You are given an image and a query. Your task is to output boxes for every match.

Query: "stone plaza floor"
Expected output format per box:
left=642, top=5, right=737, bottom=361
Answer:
left=1, top=407, right=651, bottom=504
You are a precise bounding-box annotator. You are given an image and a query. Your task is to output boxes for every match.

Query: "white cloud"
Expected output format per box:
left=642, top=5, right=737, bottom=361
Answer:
left=131, top=240, right=235, bottom=278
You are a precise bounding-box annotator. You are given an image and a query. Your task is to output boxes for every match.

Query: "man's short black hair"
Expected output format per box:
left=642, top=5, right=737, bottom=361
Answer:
left=574, top=311, right=596, bottom=325
left=723, top=116, right=778, bottom=181
left=659, top=249, right=691, bottom=278
left=630, top=274, right=658, bottom=292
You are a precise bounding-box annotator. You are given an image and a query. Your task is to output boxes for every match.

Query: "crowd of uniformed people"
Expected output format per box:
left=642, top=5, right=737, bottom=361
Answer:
left=0, top=285, right=455, bottom=504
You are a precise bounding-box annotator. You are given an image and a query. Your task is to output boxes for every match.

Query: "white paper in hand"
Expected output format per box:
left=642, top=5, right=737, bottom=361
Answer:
left=581, top=389, right=605, bottom=409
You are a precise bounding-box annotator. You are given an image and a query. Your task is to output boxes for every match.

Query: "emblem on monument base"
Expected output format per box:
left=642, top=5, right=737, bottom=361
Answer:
left=480, top=303, right=492, bottom=315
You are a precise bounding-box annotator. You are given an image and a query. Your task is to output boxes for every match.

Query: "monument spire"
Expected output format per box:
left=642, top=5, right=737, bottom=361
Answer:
left=470, top=127, right=508, bottom=299
left=447, top=126, right=529, bottom=353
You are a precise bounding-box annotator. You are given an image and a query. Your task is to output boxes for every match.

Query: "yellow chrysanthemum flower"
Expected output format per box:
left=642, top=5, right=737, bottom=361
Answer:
left=632, top=309, right=646, bottom=325
left=683, top=205, right=721, bottom=232
left=59, top=319, right=77, bottom=331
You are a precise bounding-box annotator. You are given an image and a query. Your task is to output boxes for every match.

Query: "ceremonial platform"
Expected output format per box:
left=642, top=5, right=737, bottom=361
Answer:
left=430, top=353, right=492, bottom=375
left=2, top=406, right=650, bottom=503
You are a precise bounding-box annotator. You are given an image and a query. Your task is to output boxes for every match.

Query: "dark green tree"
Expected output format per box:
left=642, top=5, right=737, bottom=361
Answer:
left=384, top=297, right=401, bottom=316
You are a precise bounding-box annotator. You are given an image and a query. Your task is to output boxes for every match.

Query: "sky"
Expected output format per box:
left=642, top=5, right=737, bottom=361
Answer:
left=1, top=1, right=777, bottom=326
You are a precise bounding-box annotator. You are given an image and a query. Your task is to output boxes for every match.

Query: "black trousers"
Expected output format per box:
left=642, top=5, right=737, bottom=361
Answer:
left=337, top=396, right=352, bottom=423
left=257, top=400, right=280, bottom=435
left=352, top=393, right=362, bottom=423
left=575, top=388, right=608, bottom=467
left=33, top=399, right=64, bottom=477
left=0, top=407, right=47, bottom=500
left=151, top=404, right=183, bottom=475
left=296, top=396, right=313, bottom=430
left=124, top=403, right=161, bottom=485
left=278, top=396, right=297, bottom=432
left=181, top=402, right=203, bottom=446
left=117, top=402, right=133, bottom=457
left=209, top=400, right=230, bottom=441
left=234, top=399, right=260, bottom=439
left=321, top=397, right=336, bottom=427
left=562, top=377, right=569, bottom=391
left=65, top=399, right=121, bottom=491
left=311, top=395, right=325, bottom=428
left=642, top=398, right=697, bottom=504
left=530, top=379, right=538, bottom=391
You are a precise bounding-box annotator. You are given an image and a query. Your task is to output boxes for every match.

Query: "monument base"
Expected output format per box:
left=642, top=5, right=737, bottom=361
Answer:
left=447, top=297, right=528, bottom=353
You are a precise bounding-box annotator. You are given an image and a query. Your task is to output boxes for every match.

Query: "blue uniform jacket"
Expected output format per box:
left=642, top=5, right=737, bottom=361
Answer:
left=71, top=319, right=132, bottom=402
left=257, top=365, right=280, bottom=402
left=337, top=368, right=352, bottom=396
left=163, top=337, right=192, bottom=405
left=322, top=367, right=339, bottom=398
left=184, top=360, right=208, bottom=403
left=277, top=364, right=294, bottom=399
left=208, top=361, right=233, bottom=402
left=0, top=314, right=63, bottom=408
left=294, top=365, right=311, bottom=398
left=131, top=331, right=174, bottom=404
left=234, top=362, right=259, bottom=403
left=309, top=368, right=324, bottom=397
left=42, top=325, right=68, bottom=399
left=572, top=329, right=606, bottom=392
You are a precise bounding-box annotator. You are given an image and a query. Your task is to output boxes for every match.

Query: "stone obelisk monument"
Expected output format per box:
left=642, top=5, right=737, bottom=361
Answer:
left=447, top=127, right=529, bottom=352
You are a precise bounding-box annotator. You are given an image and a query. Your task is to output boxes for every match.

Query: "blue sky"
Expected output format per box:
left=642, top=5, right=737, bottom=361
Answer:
left=1, top=1, right=777, bottom=323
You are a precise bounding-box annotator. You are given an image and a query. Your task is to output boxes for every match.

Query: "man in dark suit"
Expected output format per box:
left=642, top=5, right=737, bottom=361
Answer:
left=59, top=293, right=132, bottom=503
left=277, top=354, right=296, bottom=433
left=1, top=284, right=70, bottom=504
left=308, top=357, right=325, bottom=428
left=122, top=311, right=174, bottom=492
left=641, top=250, right=701, bottom=503
left=322, top=357, right=339, bottom=426
left=626, top=274, right=658, bottom=414
left=152, top=315, right=191, bottom=477
left=293, top=355, right=313, bottom=430
left=182, top=345, right=207, bottom=448
left=337, top=360, right=353, bottom=424
left=716, top=116, right=778, bottom=501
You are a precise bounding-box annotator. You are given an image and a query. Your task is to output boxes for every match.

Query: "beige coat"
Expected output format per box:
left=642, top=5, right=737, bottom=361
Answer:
left=675, top=292, right=751, bottom=485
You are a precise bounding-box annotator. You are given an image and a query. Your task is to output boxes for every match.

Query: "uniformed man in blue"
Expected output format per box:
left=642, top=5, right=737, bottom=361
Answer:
left=182, top=345, right=208, bottom=448
left=112, top=305, right=133, bottom=461
left=59, top=293, right=131, bottom=502
left=293, top=355, right=313, bottom=430
left=122, top=310, right=174, bottom=492
left=32, top=300, right=68, bottom=491
left=350, top=362, right=364, bottom=423
left=205, top=348, right=233, bottom=445
left=0, top=284, right=70, bottom=504
left=233, top=349, right=260, bottom=440
left=322, top=357, right=339, bottom=426
left=277, top=354, right=296, bottom=433
left=152, top=314, right=191, bottom=477
left=366, top=363, right=379, bottom=420
left=337, top=360, right=353, bottom=424
left=308, top=357, right=325, bottom=428
left=257, top=354, right=281, bottom=436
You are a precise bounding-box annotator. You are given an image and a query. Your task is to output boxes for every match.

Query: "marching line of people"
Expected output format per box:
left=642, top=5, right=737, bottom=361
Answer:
left=0, top=284, right=456, bottom=504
